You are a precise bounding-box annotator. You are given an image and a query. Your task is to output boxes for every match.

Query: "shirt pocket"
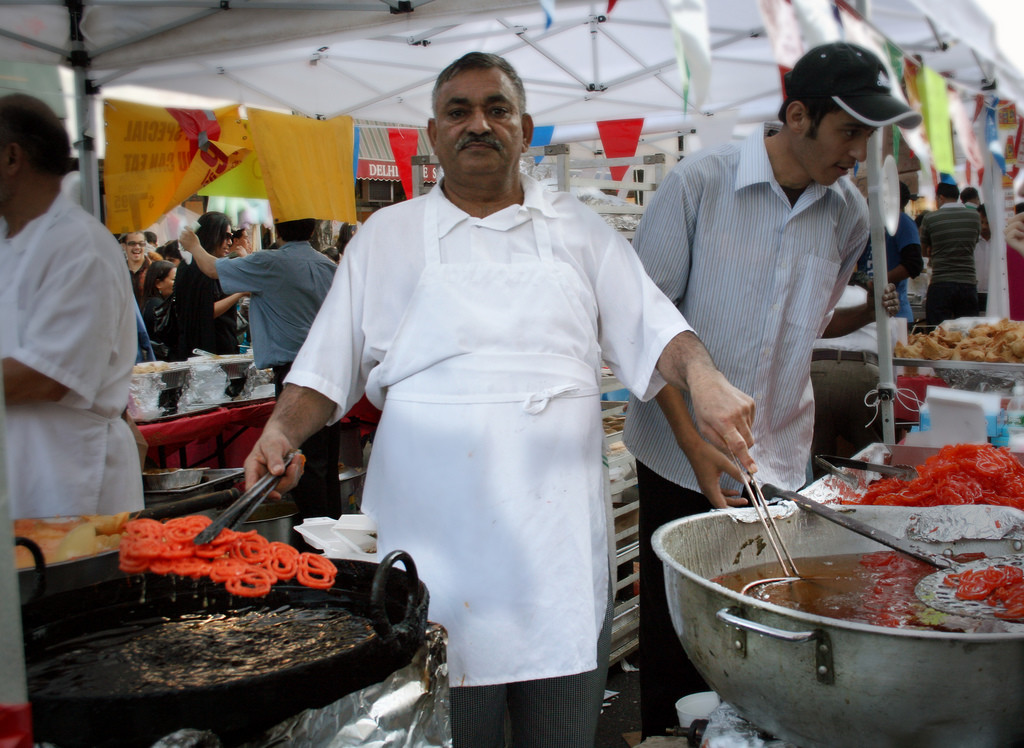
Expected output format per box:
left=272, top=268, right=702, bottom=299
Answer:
left=783, top=253, right=841, bottom=334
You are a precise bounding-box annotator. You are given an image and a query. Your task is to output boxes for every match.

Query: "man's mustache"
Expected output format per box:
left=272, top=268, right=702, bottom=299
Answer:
left=456, top=134, right=502, bottom=151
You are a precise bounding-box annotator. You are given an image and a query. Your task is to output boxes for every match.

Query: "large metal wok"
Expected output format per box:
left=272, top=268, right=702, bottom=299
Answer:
left=654, top=504, right=1024, bottom=748
left=21, top=549, right=429, bottom=748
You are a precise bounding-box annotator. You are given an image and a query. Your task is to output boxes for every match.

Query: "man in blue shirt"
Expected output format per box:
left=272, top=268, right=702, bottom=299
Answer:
left=859, top=181, right=924, bottom=325
left=180, top=218, right=341, bottom=519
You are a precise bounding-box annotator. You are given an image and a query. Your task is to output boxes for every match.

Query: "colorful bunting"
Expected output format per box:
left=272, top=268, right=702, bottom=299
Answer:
left=790, top=0, right=840, bottom=48
left=538, top=0, right=555, bottom=29
left=757, top=0, right=802, bottom=94
left=661, top=0, right=711, bottom=110
left=353, top=126, right=361, bottom=183
left=947, top=87, right=984, bottom=177
left=597, top=118, right=645, bottom=182
left=531, top=125, right=555, bottom=164
left=387, top=127, right=420, bottom=199
left=918, top=66, right=955, bottom=176
left=985, top=99, right=1006, bottom=174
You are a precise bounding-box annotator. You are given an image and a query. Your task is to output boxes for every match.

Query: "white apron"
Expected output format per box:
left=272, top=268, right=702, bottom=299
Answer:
left=0, top=200, right=142, bottom=519
left=362, top=196, right=608, bottom=687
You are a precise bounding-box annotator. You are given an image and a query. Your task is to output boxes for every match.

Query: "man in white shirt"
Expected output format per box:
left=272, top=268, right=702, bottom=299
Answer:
left=0, top=94, right=142, bottom=519
left=243, top=52, right=753, bottom=747
left=623, top=42, right=915, bottom=735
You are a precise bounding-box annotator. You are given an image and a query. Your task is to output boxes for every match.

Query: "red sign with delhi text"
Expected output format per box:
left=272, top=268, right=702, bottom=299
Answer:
left=357, top=159, right=438, bottom=183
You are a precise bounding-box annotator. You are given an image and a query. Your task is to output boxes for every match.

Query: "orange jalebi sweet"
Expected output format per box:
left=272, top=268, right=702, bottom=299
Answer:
left=117, top=515, right=336, bottom=597
left=846, top=444, right=1024, bottom=511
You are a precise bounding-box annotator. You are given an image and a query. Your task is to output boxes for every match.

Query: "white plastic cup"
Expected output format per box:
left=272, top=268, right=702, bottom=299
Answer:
left=675, top=691, right=721, bottom=727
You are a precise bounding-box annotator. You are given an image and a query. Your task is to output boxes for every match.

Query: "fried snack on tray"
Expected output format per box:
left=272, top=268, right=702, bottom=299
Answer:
left=13, top=511, right=131, bottom=569
left=895, top=318, right=1024, bottom=363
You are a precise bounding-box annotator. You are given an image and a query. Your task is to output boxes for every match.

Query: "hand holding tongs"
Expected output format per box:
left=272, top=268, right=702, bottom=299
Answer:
left=731, top=452, right=800, bottom=579
left=193, top=450, right=302, bottom=544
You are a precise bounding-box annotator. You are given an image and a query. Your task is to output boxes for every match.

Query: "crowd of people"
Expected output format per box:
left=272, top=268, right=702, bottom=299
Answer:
left=119, top=217, right=357, bottom=364
left=4, top=39, right=1024, bottom=748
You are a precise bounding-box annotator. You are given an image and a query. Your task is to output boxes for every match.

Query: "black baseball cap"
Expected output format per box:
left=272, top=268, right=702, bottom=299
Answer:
left=784, top=42, right=922, bottom=129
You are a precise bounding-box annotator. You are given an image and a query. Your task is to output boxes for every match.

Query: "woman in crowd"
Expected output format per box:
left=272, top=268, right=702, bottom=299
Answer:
left=158, top=240, right=183, bottom=266
left=173, top=211, right=245, bottom=359
left=140, top=260, right=176, bottom=358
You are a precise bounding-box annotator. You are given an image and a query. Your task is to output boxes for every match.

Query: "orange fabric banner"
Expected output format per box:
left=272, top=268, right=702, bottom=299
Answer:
left=103, top=100, right=250, bottom=233
left=246, top=108, right=356, bottom=222
left=597, top=118, right=645, bottom=182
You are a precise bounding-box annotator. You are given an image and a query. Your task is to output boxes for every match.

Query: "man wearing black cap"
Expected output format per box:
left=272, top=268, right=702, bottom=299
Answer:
left=624, top=41, right=921, bottom=737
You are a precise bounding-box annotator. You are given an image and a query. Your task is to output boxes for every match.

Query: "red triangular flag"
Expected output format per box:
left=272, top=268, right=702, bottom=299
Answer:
left=597, top=118, right=644, bottom=182
left=387, top=127, right=420, bottom=200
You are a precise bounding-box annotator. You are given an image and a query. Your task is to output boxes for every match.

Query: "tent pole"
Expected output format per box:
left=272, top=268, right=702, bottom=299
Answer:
left=72, top=65, right=100, bottom=218
left=867, top=134, right=897, bottom=446
left=0, top=364, right=30, bottom=719
left=859, top=0, right=897, bottom=445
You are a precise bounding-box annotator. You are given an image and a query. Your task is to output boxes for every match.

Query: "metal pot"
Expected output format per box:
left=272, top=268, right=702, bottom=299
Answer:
left=241, top=500, right=300, bottom=544
left=653, top=505, right=1024, bottom=748
left=142, top=467, right=206, bottom=491
left=22, top=550, right=428, bottom=748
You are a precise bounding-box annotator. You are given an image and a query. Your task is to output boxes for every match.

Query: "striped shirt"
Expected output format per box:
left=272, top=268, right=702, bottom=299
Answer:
left=919, top=203, right=980, bottom=285
left=623, top=129, right=869, bottom=492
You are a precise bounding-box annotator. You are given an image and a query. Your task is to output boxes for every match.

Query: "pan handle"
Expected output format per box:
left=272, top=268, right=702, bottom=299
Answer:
left=15, top=536, right=47, bottom=601
left=716, top=607, right=835, bottom=684
left=369, top=549, right=422, bottom=640
left=134, top=488, right=241, bottom=521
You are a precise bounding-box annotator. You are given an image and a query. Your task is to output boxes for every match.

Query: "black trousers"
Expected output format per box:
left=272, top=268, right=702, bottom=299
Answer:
left=637, top=460, right=711, bottom=739
left=925, top=281, right=978, bottom=326
left=273, top=363, right=343, bottom=520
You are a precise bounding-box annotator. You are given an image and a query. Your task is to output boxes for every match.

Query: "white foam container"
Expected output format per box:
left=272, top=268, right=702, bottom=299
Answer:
left=295, top=514, right=378, bottom=561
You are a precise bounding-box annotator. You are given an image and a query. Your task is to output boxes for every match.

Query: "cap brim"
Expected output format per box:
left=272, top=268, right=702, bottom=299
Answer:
left=833, top=95, right=923, bottom=129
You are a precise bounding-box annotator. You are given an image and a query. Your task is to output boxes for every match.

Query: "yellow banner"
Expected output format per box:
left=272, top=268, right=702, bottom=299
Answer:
left=198, top=150, right=268, bottom=199
left=103, top=100, right=251, bottom=233
left=247, top=108, right=356, bottom=223
left=917, top=66, right=955, bottom=175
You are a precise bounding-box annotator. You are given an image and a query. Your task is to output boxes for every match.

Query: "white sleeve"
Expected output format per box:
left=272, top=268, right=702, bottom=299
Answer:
left=593, top=229, right=693, bottom=402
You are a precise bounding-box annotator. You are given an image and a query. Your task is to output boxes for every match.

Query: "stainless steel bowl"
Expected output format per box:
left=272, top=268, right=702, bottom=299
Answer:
left=142, top=468, right=205, bottom=491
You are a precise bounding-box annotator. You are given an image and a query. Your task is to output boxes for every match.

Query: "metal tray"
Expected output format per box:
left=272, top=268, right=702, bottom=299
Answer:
left=893, top=358, right=1024, bottom=391
left=143, top=467, right=245, bottom=501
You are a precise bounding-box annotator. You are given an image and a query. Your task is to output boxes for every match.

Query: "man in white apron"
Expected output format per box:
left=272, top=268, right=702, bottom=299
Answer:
left=244, top=53, right=754, bottom=747
left=0, top=94, right=142, bottom=520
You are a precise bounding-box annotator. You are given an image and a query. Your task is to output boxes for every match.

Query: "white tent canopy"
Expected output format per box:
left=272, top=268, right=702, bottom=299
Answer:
left=2, top=0, right=1021, bottom=216
left=2, top=0, right=1022, bottom=133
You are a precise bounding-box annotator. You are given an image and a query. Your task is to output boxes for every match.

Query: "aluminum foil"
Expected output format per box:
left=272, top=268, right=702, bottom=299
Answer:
left=903, top=505, right=1024, bottom=544
left=241, top=623, right=451, bottom=748
left=700, top=702, right=796, bottom=748
left=178, top=362, right=229, bottom=408
left=931, top=366, right=1024, bottom=392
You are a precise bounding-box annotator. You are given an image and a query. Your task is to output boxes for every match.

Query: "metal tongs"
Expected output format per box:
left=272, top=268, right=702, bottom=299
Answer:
left=193, top=450, right=302, bottom=544
left=732, top=453, right=800, bottom=579
left=814, top=455, right=918, bottom=488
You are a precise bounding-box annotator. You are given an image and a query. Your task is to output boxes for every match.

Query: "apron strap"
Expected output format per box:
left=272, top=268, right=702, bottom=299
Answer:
left=522, top=383, right=580, bottom=414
